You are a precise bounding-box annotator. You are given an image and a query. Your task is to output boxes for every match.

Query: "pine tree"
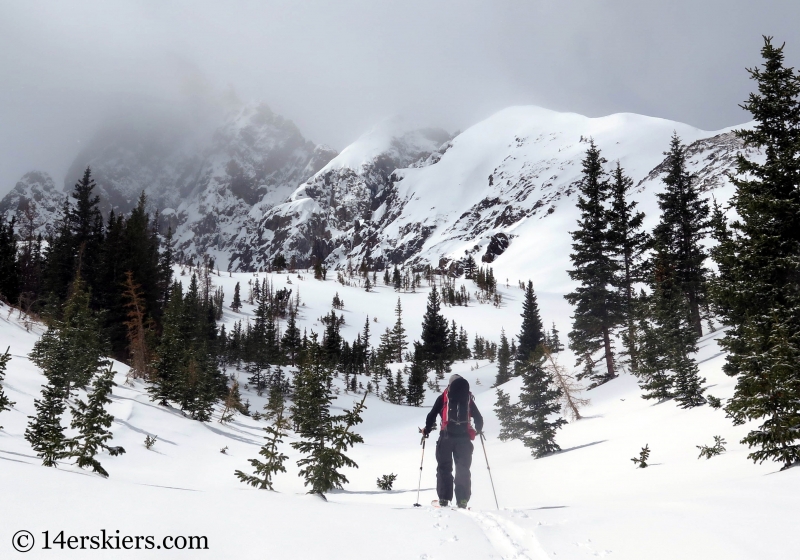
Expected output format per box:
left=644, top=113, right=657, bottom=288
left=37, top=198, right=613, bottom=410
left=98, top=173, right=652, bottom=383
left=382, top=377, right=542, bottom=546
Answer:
left=25, top=380, right=67, bottom=467
left=390, top=298, right=407, bottom=362
left=405, top=343, right=427, bottom=406
left=291, top=336, right=367, bottom=495
left=515, top=357, right=566, bottom=457
left=66, top=363, right=125, bottom=477
left=564, top=141, right=620, bottom=386
left=235, top=400, right=290, bottom=490
left=638, top=253, right=706, bottom=407
left=495, top=329, right=511, bottom=386
left=608, top=162, right=650, bottom=372
left=0, top=216, right=20, bottom=305
left=515, top=281, right=545, bottom=375
left=0, top=347, right=16, bottom=429
left=420, top=285, right=451, bottom=375
left=717, top=37, right=800, bottom=469
left=29, top=273, right=107, bottom=395
left=231, top=282, right=242, bottom=312
left=282, top=307, right=302, bottom=366
left=653, top=133, right=709, bottom=337
left=392, top=266, right=401, bottom=291
left=494, top=388, right=523, bottom=442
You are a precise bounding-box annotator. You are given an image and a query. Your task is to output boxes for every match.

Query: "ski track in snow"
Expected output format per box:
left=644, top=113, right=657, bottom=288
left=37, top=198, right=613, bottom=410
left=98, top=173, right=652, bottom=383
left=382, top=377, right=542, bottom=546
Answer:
left=459, top=509, right=548, bottom=560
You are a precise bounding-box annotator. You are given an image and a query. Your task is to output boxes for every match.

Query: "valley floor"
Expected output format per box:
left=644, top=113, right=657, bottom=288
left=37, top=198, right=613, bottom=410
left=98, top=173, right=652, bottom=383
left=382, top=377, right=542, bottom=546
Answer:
left=1, top=271, right=797, bottom=559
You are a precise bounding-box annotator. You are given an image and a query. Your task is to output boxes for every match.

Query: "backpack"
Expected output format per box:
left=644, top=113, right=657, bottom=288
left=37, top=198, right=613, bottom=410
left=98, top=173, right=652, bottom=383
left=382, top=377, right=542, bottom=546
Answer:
left=441, top=379, right=477, bottom=440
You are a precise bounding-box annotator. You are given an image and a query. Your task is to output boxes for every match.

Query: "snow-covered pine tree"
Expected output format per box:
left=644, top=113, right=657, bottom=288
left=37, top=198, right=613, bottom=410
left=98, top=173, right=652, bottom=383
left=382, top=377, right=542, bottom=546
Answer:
left=0, top=347, right=15, bottom=429
left=494, top=329, right=511, bottom=386
left=564, top=141, right=620, bottom=386
left=715, top=37, right=800, bottom=470
left=608, top=162, right=649, bottom=373
left=515, top=356, right=567, bottom=457
left=515, top=281, right=545, bottom=376
left=235, top=400, right=290, bottom=490
left=653, top=133, right=709, bottom=337
left=66, top=363, right=125, bottom=477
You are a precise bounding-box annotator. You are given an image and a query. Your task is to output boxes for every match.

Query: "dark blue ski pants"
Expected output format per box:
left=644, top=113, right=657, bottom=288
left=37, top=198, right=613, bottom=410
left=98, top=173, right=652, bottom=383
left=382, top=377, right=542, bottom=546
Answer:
left=435, top=434, right=473, bottom=503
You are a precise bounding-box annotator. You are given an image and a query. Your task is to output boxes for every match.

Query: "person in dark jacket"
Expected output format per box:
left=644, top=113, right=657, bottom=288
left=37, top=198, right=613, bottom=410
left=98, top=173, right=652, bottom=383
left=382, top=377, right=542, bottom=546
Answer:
left=422, top=374, right=484, bottom=508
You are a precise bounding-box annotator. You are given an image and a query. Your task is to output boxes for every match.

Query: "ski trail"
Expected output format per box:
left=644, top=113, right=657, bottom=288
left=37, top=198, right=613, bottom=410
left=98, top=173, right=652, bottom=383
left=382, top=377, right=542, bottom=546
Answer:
left=461, top=510, right=550, bottom=560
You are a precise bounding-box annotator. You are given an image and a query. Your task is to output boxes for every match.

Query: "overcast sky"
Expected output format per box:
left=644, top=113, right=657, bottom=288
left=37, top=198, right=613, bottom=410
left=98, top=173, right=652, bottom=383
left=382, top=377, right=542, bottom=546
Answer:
left=1, top=0, right=799, bottom=196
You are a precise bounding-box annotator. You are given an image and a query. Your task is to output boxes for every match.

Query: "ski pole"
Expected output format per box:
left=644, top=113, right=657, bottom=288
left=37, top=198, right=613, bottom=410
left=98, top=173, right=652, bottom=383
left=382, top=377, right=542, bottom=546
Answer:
left=413, top=434, right=427, bottom=507
left=479, top=432, right=499, bottom=510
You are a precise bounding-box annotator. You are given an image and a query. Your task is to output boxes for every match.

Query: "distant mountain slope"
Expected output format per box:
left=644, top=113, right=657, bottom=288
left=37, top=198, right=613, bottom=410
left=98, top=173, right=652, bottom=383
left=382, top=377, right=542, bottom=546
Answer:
left=242, top=106, right=754, bottom=283
left=1, top=105, right=755, bottom=277
left=0, top=171, right=66, bottom=238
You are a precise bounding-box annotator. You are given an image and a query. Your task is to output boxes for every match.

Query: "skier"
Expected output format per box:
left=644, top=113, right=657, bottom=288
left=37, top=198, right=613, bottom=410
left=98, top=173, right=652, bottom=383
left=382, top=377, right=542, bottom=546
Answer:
left=421, top=374, right=484, bottom=508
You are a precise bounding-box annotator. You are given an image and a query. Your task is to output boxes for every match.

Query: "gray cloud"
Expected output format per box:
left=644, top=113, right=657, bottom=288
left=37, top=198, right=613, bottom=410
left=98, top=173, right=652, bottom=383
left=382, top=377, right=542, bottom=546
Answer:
left=1, top=0, right=798, bottom=196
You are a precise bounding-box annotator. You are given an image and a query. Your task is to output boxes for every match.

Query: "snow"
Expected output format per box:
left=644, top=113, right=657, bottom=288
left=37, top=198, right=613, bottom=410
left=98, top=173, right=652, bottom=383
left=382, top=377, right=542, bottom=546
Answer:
left=1, top=262, right=797, bottom=559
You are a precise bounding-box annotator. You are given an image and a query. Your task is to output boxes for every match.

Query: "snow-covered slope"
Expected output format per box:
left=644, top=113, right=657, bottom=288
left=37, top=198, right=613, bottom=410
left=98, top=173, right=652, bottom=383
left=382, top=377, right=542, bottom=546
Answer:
left=1, top=267, right=797, bottom=560
left=229, top=105, right=754, bottom=279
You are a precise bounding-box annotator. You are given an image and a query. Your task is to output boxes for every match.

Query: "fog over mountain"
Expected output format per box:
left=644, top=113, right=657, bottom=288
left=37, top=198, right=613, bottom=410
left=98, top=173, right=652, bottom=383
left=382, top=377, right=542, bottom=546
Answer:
left=1, top=0, right=799, bottom=197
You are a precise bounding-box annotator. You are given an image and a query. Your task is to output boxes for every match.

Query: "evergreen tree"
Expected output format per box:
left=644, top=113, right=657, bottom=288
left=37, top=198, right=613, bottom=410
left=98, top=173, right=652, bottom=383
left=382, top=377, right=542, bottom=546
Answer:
left=564, top=141, right=620, bottom=386
left=495, top=329, right=511, bottom=386
left=66, top=363, right=125, bottom=477
left=291, top=335, right=367, bottom=495
left=29, top=274, right=106, bottom=395
left=282, top=307, right=302, bottom=366
left=608, top=162, right=649, bottom=372
left=231, top=282, right=242, bottom=312
left=390, top=298, right=407, bottom=362
left=67, top=167, right=104, bottom=296
left=25, top=379, right=67, bottom=467
left=420, top=286, right=451, bottom=374
left=515, top=281, right=545, bottom=375
left=549, top=323, right=564, bottom=353
left=638, top=252, right=706, bottom=407
left=653, top=134, right=709, bottom=337
left=516, top=357, right=566, bottom=457
left=494, top=388, right=523, bottom=442
left=235, top=400, right=290, bottom=490
left=392, top=266, right=401, bottom=291
left=406, top=343, right=427, bottom=406
left=717, top=37, right=800, bottom=469
left=0, top=347, right=15, bottom=429
left=0, top=216, right=20, bottom=305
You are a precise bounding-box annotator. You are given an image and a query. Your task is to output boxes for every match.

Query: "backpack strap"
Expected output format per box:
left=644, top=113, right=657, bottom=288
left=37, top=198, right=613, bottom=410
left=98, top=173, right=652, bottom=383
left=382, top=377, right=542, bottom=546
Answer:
left=440, top=388, right=449, bottom=430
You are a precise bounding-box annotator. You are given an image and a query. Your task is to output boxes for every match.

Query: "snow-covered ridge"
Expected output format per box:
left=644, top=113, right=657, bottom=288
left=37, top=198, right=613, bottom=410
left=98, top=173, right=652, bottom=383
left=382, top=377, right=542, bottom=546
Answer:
left=1, top=104, right=756, bottom=277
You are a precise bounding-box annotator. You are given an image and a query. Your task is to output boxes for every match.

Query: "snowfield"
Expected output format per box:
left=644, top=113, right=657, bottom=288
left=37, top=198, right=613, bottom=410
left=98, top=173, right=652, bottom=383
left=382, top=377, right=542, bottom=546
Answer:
left=1, top=268, right=797, bottom=559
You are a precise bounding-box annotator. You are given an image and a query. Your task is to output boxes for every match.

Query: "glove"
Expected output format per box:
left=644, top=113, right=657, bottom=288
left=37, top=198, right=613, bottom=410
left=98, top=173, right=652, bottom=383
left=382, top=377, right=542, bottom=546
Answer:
left=419, top=427, right=429, bottom=438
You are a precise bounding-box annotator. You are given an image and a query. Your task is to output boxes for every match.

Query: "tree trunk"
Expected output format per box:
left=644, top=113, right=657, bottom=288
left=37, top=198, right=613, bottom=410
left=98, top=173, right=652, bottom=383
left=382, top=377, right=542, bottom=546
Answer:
left=602, top=326, right=615, bottom=381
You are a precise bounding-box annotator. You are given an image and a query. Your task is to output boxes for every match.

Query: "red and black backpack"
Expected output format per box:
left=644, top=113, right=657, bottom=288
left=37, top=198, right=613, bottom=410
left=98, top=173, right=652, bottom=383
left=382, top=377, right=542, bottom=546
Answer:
left=441, top=378, right=477, bottom=440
